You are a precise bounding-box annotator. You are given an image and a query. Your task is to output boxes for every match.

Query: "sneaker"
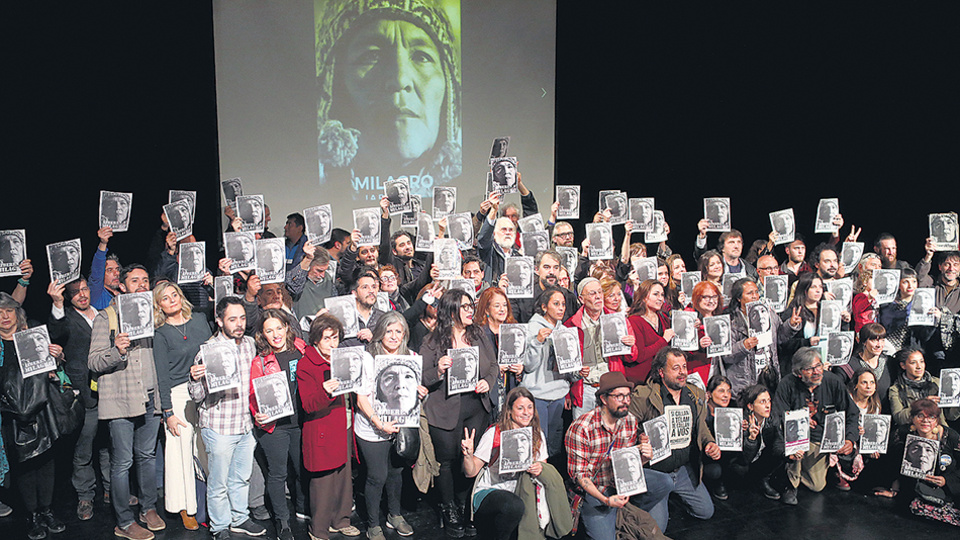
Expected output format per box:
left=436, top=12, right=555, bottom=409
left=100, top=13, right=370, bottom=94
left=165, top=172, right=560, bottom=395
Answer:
left=139, top=509, right=165, bottom=531
left=836, top=476, right=851, bottom=491
left=212, top=531, right=232, bottom=540
left=129, top=495, right=139, bottom=506
left=230, top=519, right=267, bottom=537
left=279, top=526, right=295, bottom=540
left=782, top=487, right=798, bottom=506
left=0, top=500, right=13, bottom=518
left=295, top=510, right=311, bottom=521
left=39, top=509, right=65, bottom=534
left=385, top=514, right=414, bottom=536
left=28, top=513, right=47, bottom=540
left=77, top=500, right=94, bottom=521
left=250, top=505, right=271, bottom=521
left=366, top=526, right=386, bottom=540
left=329, top=524, right=361, bottom=537
left=711, top=482, right=729, bottom=501
left=114, top=522, right=154, bottom=540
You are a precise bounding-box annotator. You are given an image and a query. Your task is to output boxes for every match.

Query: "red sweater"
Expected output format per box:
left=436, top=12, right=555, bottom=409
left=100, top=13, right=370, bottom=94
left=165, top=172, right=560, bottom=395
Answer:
left=624, top=311, right=671, bottom=384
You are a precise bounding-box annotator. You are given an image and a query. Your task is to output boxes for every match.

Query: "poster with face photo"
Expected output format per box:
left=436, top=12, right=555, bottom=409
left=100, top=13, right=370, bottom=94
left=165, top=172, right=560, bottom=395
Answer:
left=901, top=434, right=938, bottom=479
left=687, top=372, right=706, bottom=393
left=99, top=191, right=133, bottom=232
left=784, top=409, right=810, bottom=454
left=353, top=208, right=381, bottom=247
left=499, top=427, right=533, bottom=474
left=490, top=136, right=510, bottom=159
left=177, top=242, right=206, bottom=284
left=253, top=371, right=295, bottom=423
left=764, top=274, right=789, bottom=313
left=704, top=197, right=731, bottom=232
left=324, top=295, right=359, bottom=338
left=556, top=185, right=580, bottom=220
left=330, top=346, right=365, bottom=397
left=704, top=315, right=732, bottom=357
left=504, top=256, right=534, bottom=299
left=46, top=239, right=81, bottom=285
left=769, top=208, right=795, bottom=245
left=447, top=212, right=474, bottom=250
left=938, top=368, right=960, bottom=407
left=224, top=232, right=257, bottom=273
left=556, top=246, right=578, bottom=279
left=598, top=190, right=619, bottom=212
left=714, top=407, right=743, bottom=451
left=929, top=212, right=959, bottom=251
left=169, top=190, right=197, bottom=222
left=643, top=415, right=671, bottom=465
left=489, top=157, right=519, bottom=195
left=214, top=276, right=234, bottom=307
left=629, top=198, right=655, bottom=233
left=517, top=214, right=544, bottom=234
left=304, top=204, right=334, bottom=245
left=605, top=192, right=628, bottom=225
left=671, top=311, right=699, bottom=352
left=551, top=326, right=582, bottom=375
left=600, top=312, right=631, bottom=358
left=633, top=256, right=658, bottom=284
left=221, top=177, right=243, bottom=210
left=497, top=323, right=527, bottom=366
left=840, top=242, right=864, bottom=270
left=817, top=299, right=844, bottom=336
left=825, top=331, right=855, bottom=366
left=680, top=271, right=701, bottom=299
left=860, top=414, right=891, bottom=454
left=815, top=198, right=840, bottom=234
left=415, top=212, right=435, bottom=252
left=521, top=231, right=549, bottom=258
left=722, top=272, right=744, bottom=304
left=0, top=229, right=26, bottom=278
left=374, top=355, right=423, bottom=428
left=376, top=291, right=391, bottom=312
left=401, top=195, right=422, bottom=228
left=908, top=288, right=936, bottom=326
left=433, top=186, right=457, bottom=219
left=434, top=239, right=462, bottom=280
left=236, top=194, right=265, bottom=234
left=644, top=211, right=668, bottom=243
left=13, top=326, right=57, bottom=378
left=164, top=200, right=194, bottom=240
left=384, top=178, right=412, bottom=215
left=201, top=340, right=242, bottom=393
left=255, top=238, right=286, bottom=284
left=447, top=346, right=479, bottom=395
left=819, top=411, right=845, bottom=454
left=117, top=291, right=155, bottom=340
left=873, top=269, right=900, bottom=305
left=586, top=223, right=613, bottom=260
left=826, top=278, right=853, bottom=311
left=448, top=279, right=475, bottom=300
left=612, top=446, right=648, bottom=497
left=746, top=300, right=773, bottom=348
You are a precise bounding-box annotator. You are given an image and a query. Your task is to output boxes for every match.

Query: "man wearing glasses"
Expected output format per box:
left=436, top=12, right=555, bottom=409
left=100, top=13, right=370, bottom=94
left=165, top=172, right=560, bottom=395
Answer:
left=551, top=222, right=575, bottom=248
left=771, top=347, right=860, bottom=505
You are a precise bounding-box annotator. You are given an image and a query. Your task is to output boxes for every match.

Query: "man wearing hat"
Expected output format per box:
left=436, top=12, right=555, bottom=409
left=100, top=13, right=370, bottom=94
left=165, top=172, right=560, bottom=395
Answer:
left=565, top=372, right=662, bottom=540
left=628, top=347, right=719, bottom=533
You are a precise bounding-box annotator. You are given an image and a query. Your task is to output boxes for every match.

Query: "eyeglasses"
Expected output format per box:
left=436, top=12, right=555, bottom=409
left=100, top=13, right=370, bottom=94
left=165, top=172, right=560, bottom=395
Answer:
left=701, top=295, right=719, bottom=302
left=757, top=266, right=779, bottom=272
left=555, top=232, right=574, bottom=238
left=380, top=275, right=398, bottom=283
left=460, top=303, right=475, bottom=312
left=801, top=363, right=824, bottom=373
left=916, top=415, right=938, bottom=423
left=608, top=393, right=632, bottom=402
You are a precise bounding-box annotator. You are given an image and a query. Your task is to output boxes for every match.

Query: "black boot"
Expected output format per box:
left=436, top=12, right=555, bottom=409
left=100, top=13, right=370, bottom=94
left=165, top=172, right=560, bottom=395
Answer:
left=462, top=499, right=476, bottom=537
left=27, top=513, right=47, bottom=540
left=761, top=477, right=781, bottom=500
left=38, top=508, right=65, bottom=534
left=440, top=502, right=464, bottom=538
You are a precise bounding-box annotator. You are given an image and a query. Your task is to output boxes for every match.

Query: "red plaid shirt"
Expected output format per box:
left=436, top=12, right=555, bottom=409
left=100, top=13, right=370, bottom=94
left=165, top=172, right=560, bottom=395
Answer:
left=565, top=408, right=639, bottom=491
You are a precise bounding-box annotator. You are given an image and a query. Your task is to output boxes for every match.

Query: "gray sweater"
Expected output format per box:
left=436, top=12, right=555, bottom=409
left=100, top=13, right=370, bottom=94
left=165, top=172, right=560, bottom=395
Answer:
left=521, top=314, right=579, bottom=401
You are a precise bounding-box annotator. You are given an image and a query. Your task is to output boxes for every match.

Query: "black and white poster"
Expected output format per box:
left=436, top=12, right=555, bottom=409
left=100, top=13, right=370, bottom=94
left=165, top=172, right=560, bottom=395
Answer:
left=99, top=191, right=133, bottom=232
left=201, top=340, right=242, bottom=393
left=384, top=178, right=413, bottom=215
left=498, top=427, right=533, bottom=475
left=324, top=295, right=359, bottom=339
left=504, top=256, right=535, bottom=299
left=0, top=229, right=27, bottom=278
left=604, top=192, right=628, bottom=225
left=448, top=279, right=475, bottom=300
left=612, top=446, right=648, bottom=497
left=680, top=271, right=701, bottom=299
left=769, top=208, right=795, bottom=245
left=825, top=331, right=855, bottom=366
left=900, top=434, right=938, bottom=479
left=353, top=208, right=381, bottom=247
left=447, top=212, right=474, bottom=250
left=164, top=200, right=194, bottom=241
left=490, top=136, right=510, bottom=159
left=517, top=214, right=544, bottom=234
left=401, top=195, right=422, bottom=228
left=46, top=239, right=81, bottom=285
left=908, top=288, right=937, bottom=327
left=373, top=355, right=422, bottom=428
left=586, top=223, right=614, bottom=260
left=826, top=278, right=853, bottom=311
left=224, top=232, right=257, bottom=273
left=939, top=368, right=960, bottom=408
left=434, top=239, right=461, bottom=280
left=746, top=300, right=773, bottom=348
left=253, top=371, right=295, bottom=423
left=764, top=274, right=789, bottom=313
left=598, top=190, right=620, bottom=213
left=815, top=198, right=840, bottom=234
left=177, top=242, right=206, bottom=284
left=629, top=198, right=655, bottom=233
left=722, top=272, right=744, bottom=305
left=600, top=312, right=631, bottom=358
left=819, top=411, right=845, bottom=454
left=330, top=346, right=365, bottom=397
left=304, top=204, right=334, bottom=245
left=117, top=291, right=154, bottom=340
left=874, top=269, right=900, bottom=305
left=644, top=211, right=668, bottom=244
left=415, top=212, right=435, bottom=252
left=556, top=185, right=580, bottom=220
left=643, top=414, right=671, bottom=465
left=704, top=315, right=732, bottom=357
left=236, top=194, right=265, bottom=234
left=840, top=242, right=864, bottom=270
left=551, top=326, right=582, bottom=375
left=687, top=372, right=706, bottom=393
left=521, top=231, right=549, bottom=258
left=214, top=276, right=234, bottom=306
left=784, top=409, right=810, bottom=454
left=376, top=291, right=392, bottom=313
left=632, top=256, right=658, bottom=284
left=13, top=326, right=57, bottom=378
left=432, top=186, right=457, bottom=219
left=255, top=238, right=286, bottom=284
left=489, top=157, right=519, bottom=195
left=665, top=405, right=693, bottom=450
left=497, top=323, right=527, bottom=366
left=817, top=299, right=844, bottom=336
left=860, top=414, right=891, bottom=454
left=221, top=177, right=243, bottom=210
left=169, top=190, right=197, bottom=222
left=714, top=407, right=743, bottom=451
left=671, top=311, right=699, bottom=352
left=929, top=212, right=959, bottom=251
left=704, top=197, right=731, bottom=232
left=447, top=346, right=479, bottom=395
left=556, top=247, right=579, bottom=280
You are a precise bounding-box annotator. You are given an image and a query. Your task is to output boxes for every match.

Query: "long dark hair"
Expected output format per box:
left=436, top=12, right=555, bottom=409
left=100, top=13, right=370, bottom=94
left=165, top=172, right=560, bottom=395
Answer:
left=498, top=387, right=543, bottom=461
left=847, top=368, right=881, bottom=414
left=254, top=308, right=296, bottom=355
left=787, top=272, right=822, bottom=324
left=725, top=276, right=757, bottom=315
left=425, top=288, right=483, bottom=352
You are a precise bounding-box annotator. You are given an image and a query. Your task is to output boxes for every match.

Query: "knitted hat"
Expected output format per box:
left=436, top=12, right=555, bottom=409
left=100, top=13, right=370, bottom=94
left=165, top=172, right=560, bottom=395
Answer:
left=577, top=277, right=599, bottom=297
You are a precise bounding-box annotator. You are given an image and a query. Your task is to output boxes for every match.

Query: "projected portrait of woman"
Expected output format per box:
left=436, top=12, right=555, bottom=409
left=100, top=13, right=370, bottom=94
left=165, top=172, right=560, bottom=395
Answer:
left=315, top=0, right=462, bottom=198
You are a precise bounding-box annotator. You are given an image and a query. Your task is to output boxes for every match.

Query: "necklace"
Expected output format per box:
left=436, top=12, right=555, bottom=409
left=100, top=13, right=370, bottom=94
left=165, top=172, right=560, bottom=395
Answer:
left=170, top=320, right=189, bottom=340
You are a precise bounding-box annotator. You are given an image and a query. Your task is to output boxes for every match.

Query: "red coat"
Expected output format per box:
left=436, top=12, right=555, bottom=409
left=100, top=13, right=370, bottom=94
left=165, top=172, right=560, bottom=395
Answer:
left=564, top=306, right=632, bottom=407
left=250, top=338, right=307, bottom=434
left=297, top=345, right=349, bottom=473
left=624, top=311, right=671, bottom=384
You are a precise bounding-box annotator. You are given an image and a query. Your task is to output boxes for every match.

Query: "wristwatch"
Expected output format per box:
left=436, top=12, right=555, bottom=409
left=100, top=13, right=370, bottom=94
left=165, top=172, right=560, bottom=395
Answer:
left=162, top=410, right=175, bottom=420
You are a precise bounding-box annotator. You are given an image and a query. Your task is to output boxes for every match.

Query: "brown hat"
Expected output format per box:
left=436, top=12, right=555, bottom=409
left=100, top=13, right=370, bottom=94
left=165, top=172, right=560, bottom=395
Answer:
left=597, top=372, right=635, bottom=396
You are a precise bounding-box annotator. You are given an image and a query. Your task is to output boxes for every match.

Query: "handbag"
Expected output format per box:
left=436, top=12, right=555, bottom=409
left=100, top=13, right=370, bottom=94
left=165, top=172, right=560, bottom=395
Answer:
left=46, top=373, right=84, bottom=437
left=393, top=426, right=420, bottom=461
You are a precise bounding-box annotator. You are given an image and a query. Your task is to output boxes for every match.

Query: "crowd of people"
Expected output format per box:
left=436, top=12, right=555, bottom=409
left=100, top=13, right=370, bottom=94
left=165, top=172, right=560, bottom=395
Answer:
left=1, top=177, right=959, bottom=540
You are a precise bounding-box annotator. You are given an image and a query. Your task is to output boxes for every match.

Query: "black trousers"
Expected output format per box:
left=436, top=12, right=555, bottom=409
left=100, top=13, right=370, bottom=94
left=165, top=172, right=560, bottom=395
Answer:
left=356, top=438, right=403, bottom=527
left=474, top=490, right=525, bottom=540
left=429, top=394, right=490, bottom=505
left=14, top=449, right=56, bottom=513
left=254, top=424, right=305, bottom=524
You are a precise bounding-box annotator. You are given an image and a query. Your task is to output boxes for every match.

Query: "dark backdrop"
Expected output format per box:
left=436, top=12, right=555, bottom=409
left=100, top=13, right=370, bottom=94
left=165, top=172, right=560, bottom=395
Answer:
left=6, top=2, right=959, bottom=317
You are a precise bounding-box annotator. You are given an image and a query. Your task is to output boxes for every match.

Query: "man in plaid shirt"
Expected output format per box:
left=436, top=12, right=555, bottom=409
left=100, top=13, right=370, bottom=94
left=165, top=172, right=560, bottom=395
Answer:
left=565, top=372, right=656, bottom=539
left=188, top=297, right=266, bottom=539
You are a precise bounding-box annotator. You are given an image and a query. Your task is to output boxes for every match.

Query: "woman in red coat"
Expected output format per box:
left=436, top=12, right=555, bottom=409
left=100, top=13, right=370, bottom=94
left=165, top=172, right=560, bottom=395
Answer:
left=624, top=280, right=675, bottom=384
left=296, top=313, right=360, bottom=539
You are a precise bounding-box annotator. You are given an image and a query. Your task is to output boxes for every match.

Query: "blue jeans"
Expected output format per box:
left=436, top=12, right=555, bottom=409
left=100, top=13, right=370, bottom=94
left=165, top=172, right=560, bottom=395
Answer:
left=535, top=397, right=565, bottom=458
left=636, top=465, right=714, bottom=532
left=108, top=396, right=161, bottom=528
left=580, top=492, right=617, bottom=540
left=574, top=385, right=598, bottom=420
left=74, top=405, right=111, bottom=502
left=202, top=428, right=256, bottom=533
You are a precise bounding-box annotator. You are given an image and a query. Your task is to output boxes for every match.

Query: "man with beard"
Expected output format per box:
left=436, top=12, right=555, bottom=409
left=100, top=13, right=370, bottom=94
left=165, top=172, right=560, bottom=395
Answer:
left=478, top=194, right=521, bottom=284
left=550, top=221, right=575, bottom=248
left=694, top=229, right=758, bottom=279
left=917, top=250, right=960, bottom=314
left=337, top=226, right=382, bottom=289
left=780, top=235, right=813, bottom=286
left=565, top=372, right=657, bottom=540
left=629, top=348, right=719, bottom=533
left=376, top=197, right=426, bottom=288
left=509, top=250, right=580, bottom=323
left=340, top=272, right=384, bottom=349
left=90, top=227, right=124, bottom=309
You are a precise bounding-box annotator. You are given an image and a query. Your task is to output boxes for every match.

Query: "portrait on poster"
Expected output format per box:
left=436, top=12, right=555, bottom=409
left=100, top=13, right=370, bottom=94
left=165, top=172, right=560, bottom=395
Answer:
left=447, top=212, right=474, bottom=250
left=434, top=238, right=462, bottom=280
left=643, top=415, right=671, bottom=465
left=930, top=212, right=959, bottom=251
left=817, top=299, right=844, bottom=336
left=900, top=434, right=938, bottom=479
left=202, top=341, right=241, bottom=394
left=517, top=214, right=544, bottom=234
left=600, top=312, right=631, bottom=357
left=815, top=198, right=840, bottom=234
left=489, top=157, right=518, bottom=195
left=612, top=446, right=647, bottom=497
left=384, top=178, right=413, bottom=215
left=256, top=238, right=286, bottom=284
left=586, top=223, right=613, bottom=260
left=819, top=411, right=845, bottom=454
left=629, top=198, right=655, bottom=233
left=551, top=326, right=582, bottom=375
left=164, top=200, right=194, bottom=240
left=330, top=346, right=365, bottom=397
left=99, top=191, right=133, bottom=232
left=221, top=178, right=243, bottom=210
left=826, top=278, right=853, bottom=311
left=447, top=346, right=479, bottom=395
left=118, top=291, right=155, bottom=340
left=633, top=257, right=658, bottom=284
left=556, top=247, right=578, bottom=279
left=938, top=368, right=960, bottom=408
left=556, top=185, right=580, bottom=220
left=373, top=355, right=422, bottom=428
left=671, top=311, right=698, bottom=352
left=47, top=239, right=82, bottom=285
left=177, top=242, right=206, bottom=284
left=0, top=230, right=26, bottom=278
left=784, top=409, right=810, bottom=454
left=236, top=195, right=265, bottom=234
left=704, top=198, right=731, bottom=232
left=324, top=295, right=359, bottom=338
left=169, top=190, right=197, bottom=222
left=908, top=288, right=936, bottom=327
left=13, top=326, right=57, bottom=378
left=401, top=195, right=422, bottom=228
left=353, top=208, right=381, bottom=247
left=214, top=276, right=234, bottom=306
left=498, top=427, right=533, bottom=474
left=860, top=414, right=891, bottom=454
left=764, top=274, right=789, bottom=313
left=769, top=208, right=795, bottom=245
left=840, top=242, right=864, bottom=270
left=714, top=407, right=743, bottom=451
left=497, top=323, right=527, bottom=366
left=224, top=232, right=257, bottom=273
left=415, top=212, right=435, bottom=252
left=825, top=331, right=854, bottom=366
left=680, top=271, right=701, bottom=299
left=304, top=204, right=334, bottom=245
left=520, top=231, right=549, bottom=258
left=433, top=186, right=457, bottom=220
left=704, top=315, right=732, bottom=357
left=645, top=211, right=668, bottom=243
left=253, top=371, right=295, bottom=423
left=503, top=256, right=534, bottom=299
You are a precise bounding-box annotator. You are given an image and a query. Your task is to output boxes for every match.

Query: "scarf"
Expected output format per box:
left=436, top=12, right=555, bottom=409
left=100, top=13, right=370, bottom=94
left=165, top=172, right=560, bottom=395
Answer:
left=895, top=371, right=938, bottom=404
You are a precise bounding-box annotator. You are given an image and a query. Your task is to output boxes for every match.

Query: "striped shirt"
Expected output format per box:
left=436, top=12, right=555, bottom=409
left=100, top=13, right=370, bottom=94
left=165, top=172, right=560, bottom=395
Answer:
left=188, top=332, right=256, bottom=435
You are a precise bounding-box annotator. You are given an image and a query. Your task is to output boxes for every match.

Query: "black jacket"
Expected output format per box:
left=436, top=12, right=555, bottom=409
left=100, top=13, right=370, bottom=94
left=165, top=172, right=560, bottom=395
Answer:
left=48, top=307, right=97, bottom=408
left=772, top=371, right=860, bottom=445
left=0, top=338, right=58, bottom=462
